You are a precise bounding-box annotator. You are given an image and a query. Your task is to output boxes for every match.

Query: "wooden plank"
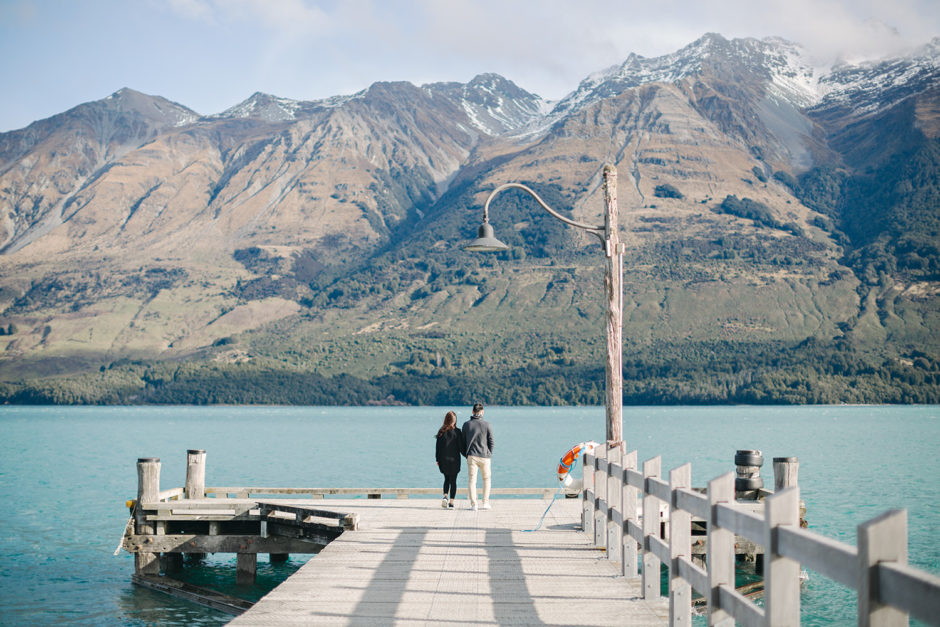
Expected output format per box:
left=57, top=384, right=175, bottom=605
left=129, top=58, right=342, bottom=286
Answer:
left=123, top=533, right=331, bottom=554
left=132, top=574, right=253, bottom=615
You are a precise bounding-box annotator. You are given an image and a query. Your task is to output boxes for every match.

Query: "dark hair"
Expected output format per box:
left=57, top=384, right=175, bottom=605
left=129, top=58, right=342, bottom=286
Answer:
left=436, top=411, right=457, bottom=438
left=472, top=402, right=484, bottom=415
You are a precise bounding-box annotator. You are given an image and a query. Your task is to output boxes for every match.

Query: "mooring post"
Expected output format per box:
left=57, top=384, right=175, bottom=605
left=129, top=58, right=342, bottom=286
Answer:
left=185, top=449, right=206, bottom=499
left=734, top=449, right=763, bottom=500
left=135, top=457, right=161, bottom=575
left=773, top=456, right=799, bottom=491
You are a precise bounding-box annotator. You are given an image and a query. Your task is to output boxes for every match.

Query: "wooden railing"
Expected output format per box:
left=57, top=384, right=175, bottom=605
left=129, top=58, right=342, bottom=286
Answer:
left=582, top=446, right=940, bottom=627
left=202, top=486, right=556, bottom=499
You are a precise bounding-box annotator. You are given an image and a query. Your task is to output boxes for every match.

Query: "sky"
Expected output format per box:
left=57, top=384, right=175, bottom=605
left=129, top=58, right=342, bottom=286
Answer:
left=1, top=0, right=938, bottom=132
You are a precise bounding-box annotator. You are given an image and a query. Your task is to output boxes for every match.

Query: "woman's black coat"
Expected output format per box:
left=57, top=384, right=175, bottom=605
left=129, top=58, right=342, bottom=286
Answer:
left=435, top=428, right=463, bottom=475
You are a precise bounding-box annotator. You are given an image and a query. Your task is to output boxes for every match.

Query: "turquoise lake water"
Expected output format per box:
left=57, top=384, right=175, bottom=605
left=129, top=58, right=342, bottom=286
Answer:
left=0, top=405, right=937, bottom=625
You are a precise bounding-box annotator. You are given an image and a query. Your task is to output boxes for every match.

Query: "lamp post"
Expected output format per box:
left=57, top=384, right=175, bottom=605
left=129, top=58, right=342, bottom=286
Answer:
left=464, top=164, right=624, bottom=446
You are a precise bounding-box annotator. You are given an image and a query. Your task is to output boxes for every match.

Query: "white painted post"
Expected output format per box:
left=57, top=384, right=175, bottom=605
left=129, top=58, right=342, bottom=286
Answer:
left=583, top=451, right=595, bottom=536
left=135, top=457, right=161, bottom=575
left=670, top=463, right=692, bottom=627
left=607, top=442, right=624, bottom=563
left=184, top=449, right=206, bottom=499
left=594, top=447, right=608, bottom=548
left=858, top=509, right=908, bottom=627
left=643, top=456, right=662, bottom=600
left=764, top=486, right=801, bottom=626
left=622, top=449, right=640, bottom=578
left=708, top=472, right=735, bottom=626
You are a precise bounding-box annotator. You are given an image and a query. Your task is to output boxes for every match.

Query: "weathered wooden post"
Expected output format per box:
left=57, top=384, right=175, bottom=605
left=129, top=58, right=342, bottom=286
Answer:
left=594, top=447, right=608, bottom=548
left=621, top=449, right=639, bottom=578
left=669, top=463, right=692, bottom=626
left=602, top=164, right=623, bottom=446
left=764, top=486, right=801, bottom=625
left=135, top=457, right=161, bottom=575
left=606, top=442, right=624, bottom=563
left=185, top=449, right=206, bottom=499
left=642, top=456, right=662, bottom=600
left=583, top=450, right=595, bottom=536
left=707, top=472, right=735, bottom=626
left=773, top=456, right=799, bottom=491
left=858, top=509, right=908, bottom=627
left=237, top=553, right=257, bottom=586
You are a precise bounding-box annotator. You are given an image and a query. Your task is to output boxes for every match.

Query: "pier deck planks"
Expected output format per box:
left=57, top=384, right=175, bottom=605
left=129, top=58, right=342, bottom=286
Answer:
left=230, top=498, right=669, bottom=626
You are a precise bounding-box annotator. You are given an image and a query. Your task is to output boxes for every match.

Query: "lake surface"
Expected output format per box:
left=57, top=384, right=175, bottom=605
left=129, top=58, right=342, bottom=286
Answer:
left=0, top=405, right=937, bottom=625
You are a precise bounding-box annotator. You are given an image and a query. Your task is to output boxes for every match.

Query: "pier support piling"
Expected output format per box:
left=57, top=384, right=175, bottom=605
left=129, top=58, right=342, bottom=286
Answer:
left=135, top=457, right=161, bottom=575
left=236, top=553, right=257, bottom=586
left=185, top=449, right=206, bottom=499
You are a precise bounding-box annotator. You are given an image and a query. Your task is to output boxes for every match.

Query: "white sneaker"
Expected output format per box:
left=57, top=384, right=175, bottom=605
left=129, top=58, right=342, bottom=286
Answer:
left=441, top=497, right=448, bottom=508
left=469, top=503, right=478, bottom=511
left=481, top=502, right=491, bottom=510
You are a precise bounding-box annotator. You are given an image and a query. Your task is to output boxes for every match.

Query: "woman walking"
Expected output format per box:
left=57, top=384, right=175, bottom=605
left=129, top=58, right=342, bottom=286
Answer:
left=435, top=411, right=463, bottom=508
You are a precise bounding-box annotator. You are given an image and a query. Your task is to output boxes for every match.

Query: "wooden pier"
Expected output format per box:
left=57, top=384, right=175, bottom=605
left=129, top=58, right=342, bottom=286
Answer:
left=230, top=497, right=669, bottom=625
left=122, top=449, right=940, bottom=626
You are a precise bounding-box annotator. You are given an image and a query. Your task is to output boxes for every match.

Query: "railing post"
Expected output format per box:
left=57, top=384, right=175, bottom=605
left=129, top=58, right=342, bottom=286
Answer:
left=594, top=447, right=608, bottom=548
left=583, top=451, right=595, bottom=537
left=185, top=449, right=206, bottom=499
left=607, top=442, right=624, bottom=563
left=135, top=457, right=161, bottom=575
left=622, top=449, right=639, bottom=578
left=764, top=486, right=801, bottom=626
left=670, top=463, right=692, bottom=626
left=643, top=456, right=662, bottom=600
left=708, top=472, right=735, bottom=626
left=858, top=509, right=908, bottom=627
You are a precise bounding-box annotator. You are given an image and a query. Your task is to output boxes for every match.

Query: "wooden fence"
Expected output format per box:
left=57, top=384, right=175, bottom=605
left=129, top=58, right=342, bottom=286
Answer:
left=582, top=445, right=940, bottom=627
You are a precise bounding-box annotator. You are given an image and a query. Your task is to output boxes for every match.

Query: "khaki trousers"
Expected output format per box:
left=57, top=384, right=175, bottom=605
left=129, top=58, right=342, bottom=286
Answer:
left=466, top=455, right=491, bottom=505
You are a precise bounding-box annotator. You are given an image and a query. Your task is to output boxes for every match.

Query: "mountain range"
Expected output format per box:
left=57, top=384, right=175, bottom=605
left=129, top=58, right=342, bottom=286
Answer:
left=1, top=32, right=938, bottom=405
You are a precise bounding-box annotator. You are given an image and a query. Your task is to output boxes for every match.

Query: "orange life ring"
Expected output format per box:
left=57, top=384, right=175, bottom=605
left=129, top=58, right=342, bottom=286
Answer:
left=557, top=441, right=599, bottom=481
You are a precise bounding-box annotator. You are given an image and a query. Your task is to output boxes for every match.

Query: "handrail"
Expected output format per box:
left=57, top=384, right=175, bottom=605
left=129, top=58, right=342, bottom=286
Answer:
left=201, top=486, right=555, bottom=499
left=583, top=448, right=940, bottom=626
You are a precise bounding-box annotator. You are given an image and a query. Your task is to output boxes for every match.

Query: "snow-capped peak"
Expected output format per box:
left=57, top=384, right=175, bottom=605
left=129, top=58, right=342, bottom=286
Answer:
left=216, top=92, right=302, bottom=122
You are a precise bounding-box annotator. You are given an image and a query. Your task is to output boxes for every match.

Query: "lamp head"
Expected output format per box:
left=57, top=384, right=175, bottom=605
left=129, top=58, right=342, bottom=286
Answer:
left=463, top=221, right=509, bottom=252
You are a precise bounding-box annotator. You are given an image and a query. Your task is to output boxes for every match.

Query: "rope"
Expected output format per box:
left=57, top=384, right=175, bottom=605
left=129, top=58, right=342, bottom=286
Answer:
left=114, top=516, right=133, bottom=556
left=523, top=458, right=578, bottom=532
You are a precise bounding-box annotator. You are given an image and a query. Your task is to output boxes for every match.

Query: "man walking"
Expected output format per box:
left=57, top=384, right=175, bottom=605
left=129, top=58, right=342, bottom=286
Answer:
left=462, top=402, right=494, bottom=510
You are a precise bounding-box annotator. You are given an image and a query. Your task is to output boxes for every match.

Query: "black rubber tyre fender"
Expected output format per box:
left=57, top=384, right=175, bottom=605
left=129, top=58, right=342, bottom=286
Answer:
left=735, top=476, right=764, bottom=491
left=734, top=450, right=763, bottom=467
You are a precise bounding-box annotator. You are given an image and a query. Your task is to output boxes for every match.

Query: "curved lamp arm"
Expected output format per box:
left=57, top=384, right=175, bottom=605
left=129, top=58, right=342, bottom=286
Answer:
left=483, top=183, right=604, bottom=235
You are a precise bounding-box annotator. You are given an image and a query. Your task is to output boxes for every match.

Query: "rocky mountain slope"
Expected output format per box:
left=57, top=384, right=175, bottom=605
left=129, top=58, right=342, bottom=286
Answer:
left=1, top=33, right=938, bottom=404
